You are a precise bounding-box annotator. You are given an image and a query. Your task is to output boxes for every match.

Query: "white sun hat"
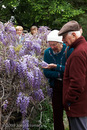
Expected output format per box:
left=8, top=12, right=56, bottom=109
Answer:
left=47, top=30, right=63, bottom=43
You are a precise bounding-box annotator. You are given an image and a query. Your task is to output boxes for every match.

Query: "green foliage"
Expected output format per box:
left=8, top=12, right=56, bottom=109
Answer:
left=28, top=99, right=69, bottom=130
left=29, top=99, right=53, bottom=130
left=40, top=100, right=53, bottom=130
left=0, top=0, right=85, bottom=30
left=0, top=0, right=87, bottom=38
left=79, top=14, right=87, bottom=40
left=63, top=111, right=69, bottom=129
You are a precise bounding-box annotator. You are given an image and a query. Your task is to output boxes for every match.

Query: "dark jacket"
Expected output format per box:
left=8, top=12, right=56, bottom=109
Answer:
left=63, top=36, right=87, bottom=117
left=43, top=43, right=73, bottom=87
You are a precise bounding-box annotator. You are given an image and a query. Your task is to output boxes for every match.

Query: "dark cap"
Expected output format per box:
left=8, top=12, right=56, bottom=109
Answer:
left=58, top=20, right=80, bottom=36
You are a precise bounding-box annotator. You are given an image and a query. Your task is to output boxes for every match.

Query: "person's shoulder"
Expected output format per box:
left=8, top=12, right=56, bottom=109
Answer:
left=63, top=43, right=67, bottom=49
left=63, top=43, right=66, bottom=47
left=67, top=47, right=73, bottom=54
left=44, top=47, right=53, bottom=56
left=44, top=47, right=51, bottom=53
left=69, top=47, right=74, bottom=52
left=64, top=45, right=74, bottom=58
left=63, top=43, right=74, bottom=53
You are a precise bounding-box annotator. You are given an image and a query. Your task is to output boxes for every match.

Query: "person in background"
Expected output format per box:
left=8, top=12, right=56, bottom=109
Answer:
left=58, top=20, right=87, bottom=130
left=16, top=26, right=24, bottom=44
left=16, top=26, right=23, bottom=36
left=30, top=26, right=38, bottom=35
left=42, top=30, right=73, bottom=130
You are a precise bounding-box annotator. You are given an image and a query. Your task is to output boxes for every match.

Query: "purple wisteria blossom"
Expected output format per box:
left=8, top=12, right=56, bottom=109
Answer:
left=16, top=92, right=30, bottom=116
left=4, top=59, right=11, bottom=74
left=20, top=38, right=41, bottom=56
left=18, top=26, right=51, bottom=56
left=3, top=100, right=8, bottom=110
left=8, top=45, right=16, bottom=59
left=4, top=59, right=17, bottom=75
left=38, top=26, right=50, bottom=33
left=38, top=26, right=51, bottom=42
left=39, top=61, right=48, bottom=67
left=22, top=119, right=29, bottom=130
left=32, top=67, right=42, bottom=89
left=17, top=54, right=43, bottom=89
left=26, top=71, right=34, bottom=87
left=4, top=22, right=16, bottom=34
left=33, top=89, right=44, bottom=101
left=46, top=86, right=53, bottom=98
left=0, top=22, right=16, bottom=46
left=32, top=42, right=41, bottom=54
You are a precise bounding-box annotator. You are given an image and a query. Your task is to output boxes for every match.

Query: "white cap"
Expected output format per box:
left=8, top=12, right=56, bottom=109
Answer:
left=47, top=30, right=63, bottom=43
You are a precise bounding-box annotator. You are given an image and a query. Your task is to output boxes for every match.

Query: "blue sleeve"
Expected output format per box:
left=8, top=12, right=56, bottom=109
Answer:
left=55, top=64, right=65, bottom=72
left=43, top=68, right=60, bottom=79
left=43, top=49, right=61, bottom=79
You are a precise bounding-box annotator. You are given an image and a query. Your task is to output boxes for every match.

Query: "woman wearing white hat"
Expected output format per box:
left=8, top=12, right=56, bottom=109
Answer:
left=43, top=30, right=73, bottom=130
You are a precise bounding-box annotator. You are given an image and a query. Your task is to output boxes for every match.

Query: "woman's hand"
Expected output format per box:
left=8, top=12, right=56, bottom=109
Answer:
left=42, top=63, right=57, bottom=69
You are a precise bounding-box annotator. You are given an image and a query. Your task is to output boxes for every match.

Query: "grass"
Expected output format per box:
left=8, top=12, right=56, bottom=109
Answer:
left=29, top=99, right=69, bottom=130
left=63, top=111, right=69, bottom=130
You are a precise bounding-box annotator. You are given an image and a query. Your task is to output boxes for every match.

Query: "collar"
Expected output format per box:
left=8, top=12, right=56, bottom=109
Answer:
left=69, top=36, right=86, bottom=49
left=53, top=51, right=61, bottom=55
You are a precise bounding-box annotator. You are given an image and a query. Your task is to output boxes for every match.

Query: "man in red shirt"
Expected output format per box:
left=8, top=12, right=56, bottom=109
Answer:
left=59, top=20, right=87, bottom=130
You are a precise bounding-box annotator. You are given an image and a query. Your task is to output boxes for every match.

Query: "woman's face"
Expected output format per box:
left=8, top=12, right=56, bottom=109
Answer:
left=31, top=29, right=37, bottom=35
left=16, top=29, right=23, bottom=35
left=49, top=41, right=63, bottom=52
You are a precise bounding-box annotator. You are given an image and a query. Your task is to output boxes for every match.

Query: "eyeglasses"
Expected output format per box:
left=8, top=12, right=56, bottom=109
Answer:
left=49, top=43, right=57, bottom=47
left=49, top=42, right=62, bottom=47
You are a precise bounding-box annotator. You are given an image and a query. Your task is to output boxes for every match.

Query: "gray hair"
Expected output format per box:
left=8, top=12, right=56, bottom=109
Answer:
left=68, top=30, right=81, bottom=37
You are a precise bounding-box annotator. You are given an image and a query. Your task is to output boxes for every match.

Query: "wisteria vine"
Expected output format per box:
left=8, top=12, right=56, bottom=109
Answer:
left=0, top=21, right=50, bottom=130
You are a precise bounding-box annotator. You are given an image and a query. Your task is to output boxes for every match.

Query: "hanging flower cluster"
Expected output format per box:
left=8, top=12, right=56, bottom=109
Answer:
left=22, top=119, right=29, bottom=130
left=16, top=92, right=30, bottom=116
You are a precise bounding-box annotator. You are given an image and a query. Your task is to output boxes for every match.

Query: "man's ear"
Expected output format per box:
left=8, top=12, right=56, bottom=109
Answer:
left=72, top=32, right=78, bottom=40
left=72, top=32, right=76, bottom=37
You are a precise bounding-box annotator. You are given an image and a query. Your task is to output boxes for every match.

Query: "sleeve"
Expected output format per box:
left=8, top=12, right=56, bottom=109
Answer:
left=43, top=68, right=61, bottom=79
left=66, top=56, right=86, bottom=103
left=55, top=64, right=65, bottom=73
left=43, top=49, right=61, bottom=79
